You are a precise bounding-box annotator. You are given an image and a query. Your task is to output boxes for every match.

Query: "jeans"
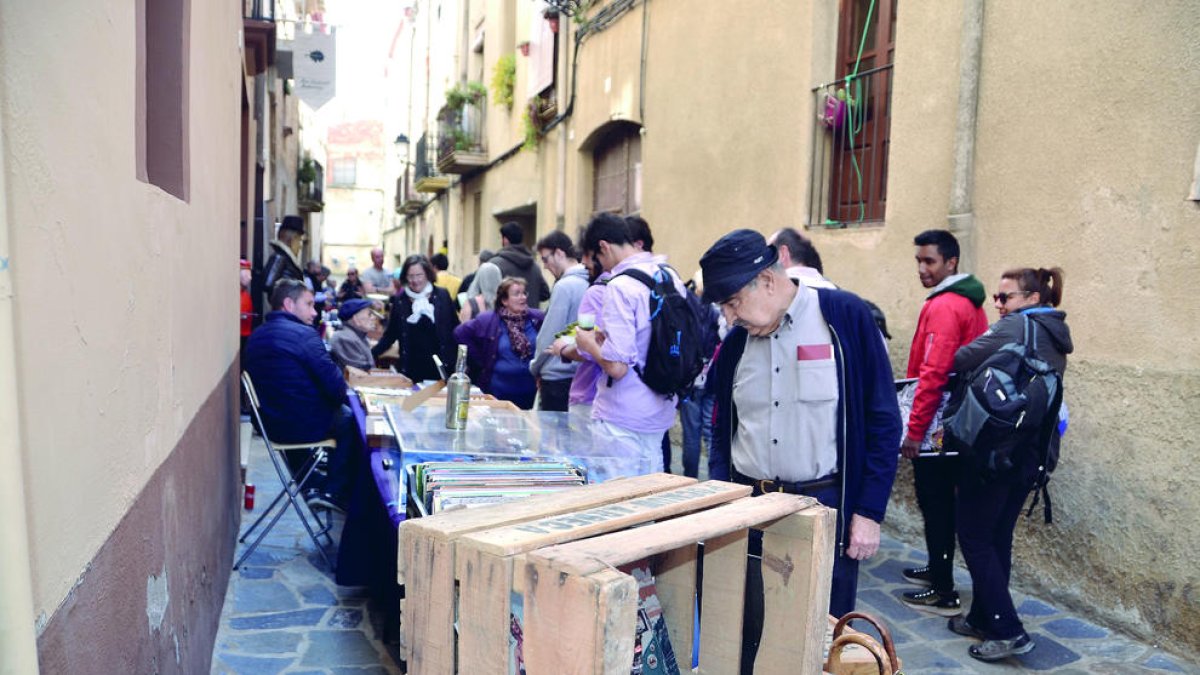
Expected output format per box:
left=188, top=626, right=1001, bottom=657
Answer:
left=680, top=387, right=714, bottom=479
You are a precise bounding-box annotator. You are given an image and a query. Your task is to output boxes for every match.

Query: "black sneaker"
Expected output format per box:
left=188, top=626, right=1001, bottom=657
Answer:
left=304, top=490, right=347, bottom=514
left=902, top=565, right=932, bottom=586
left=969, top=633, right=1035, bottom=661
left=901, top=588, right=962, bottom=616
left=948, top=615, right=985, bottom=639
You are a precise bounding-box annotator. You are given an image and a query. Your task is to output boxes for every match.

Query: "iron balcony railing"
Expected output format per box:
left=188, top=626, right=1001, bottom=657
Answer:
left=807, top=63, right=893, bottom=227
left=437, top=101, right=486, bottom=160
left=414, top=132, right=434, bottom=183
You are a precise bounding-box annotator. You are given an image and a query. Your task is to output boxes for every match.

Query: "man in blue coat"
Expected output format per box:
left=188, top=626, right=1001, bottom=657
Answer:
left=245, top=279, right=357, bottom=511
left=701, top=230, right=900, bottom=673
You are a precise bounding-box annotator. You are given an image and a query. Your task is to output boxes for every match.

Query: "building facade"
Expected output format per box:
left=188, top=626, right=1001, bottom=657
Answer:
left=0, top=0, right=313, bottom=670
left=394, top=0, right=1200, bottom=659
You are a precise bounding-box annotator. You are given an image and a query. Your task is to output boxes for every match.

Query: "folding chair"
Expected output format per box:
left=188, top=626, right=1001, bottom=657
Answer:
left=234, top=371, right=337, bottom=572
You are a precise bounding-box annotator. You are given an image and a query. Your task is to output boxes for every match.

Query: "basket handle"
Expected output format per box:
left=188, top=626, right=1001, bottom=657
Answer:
left=832, top=611, right=900, bottom=673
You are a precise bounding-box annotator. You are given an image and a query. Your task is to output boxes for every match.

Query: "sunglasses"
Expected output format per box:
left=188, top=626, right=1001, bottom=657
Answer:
left=992, top=290, right=1029, bottom=304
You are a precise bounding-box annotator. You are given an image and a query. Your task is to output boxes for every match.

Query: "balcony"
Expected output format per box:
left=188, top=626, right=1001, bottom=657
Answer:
left=394, top=175, right=423, bottom=215
left=298, top=161, right=324, bottom=213
left=413, top=133, right=450, bottom=193
left=437, top=99, right=487, bottom=175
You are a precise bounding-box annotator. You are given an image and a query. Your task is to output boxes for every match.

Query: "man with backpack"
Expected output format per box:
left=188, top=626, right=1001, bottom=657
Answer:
left=572, top=213, right=696, bottom=474
left=701, top=230, right=900, bottom=671
left=899, top=229, right=990, bottom=616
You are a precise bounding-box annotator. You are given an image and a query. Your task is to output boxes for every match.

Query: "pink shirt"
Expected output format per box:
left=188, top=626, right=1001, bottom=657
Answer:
left=568, top=272, right=610, bottom=406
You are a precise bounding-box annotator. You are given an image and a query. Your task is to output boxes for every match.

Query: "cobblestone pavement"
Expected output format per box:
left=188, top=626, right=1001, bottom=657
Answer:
left=212, top=434, right=1194, bottom=673
left=211, top=435, right=402, bottom=675
left=847, top=536, right=1193, bottom=673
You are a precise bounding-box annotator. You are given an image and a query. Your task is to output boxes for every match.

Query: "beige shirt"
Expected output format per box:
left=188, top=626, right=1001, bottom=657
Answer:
left=732, top=283, right=839, bottom=483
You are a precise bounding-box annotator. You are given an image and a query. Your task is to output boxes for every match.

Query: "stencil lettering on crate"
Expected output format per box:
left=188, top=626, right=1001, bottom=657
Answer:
left=510, top=483, right=734, bottom=535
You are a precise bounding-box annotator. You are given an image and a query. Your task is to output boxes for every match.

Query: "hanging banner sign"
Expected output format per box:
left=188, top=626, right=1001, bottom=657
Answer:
left=285, top=27, right=337, bottom=110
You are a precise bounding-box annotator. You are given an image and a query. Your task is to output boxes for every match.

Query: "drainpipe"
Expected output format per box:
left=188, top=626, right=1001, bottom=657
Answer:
left=947, top=0, right=985, bottom=274
left=0, top=87, right=41, bottom=672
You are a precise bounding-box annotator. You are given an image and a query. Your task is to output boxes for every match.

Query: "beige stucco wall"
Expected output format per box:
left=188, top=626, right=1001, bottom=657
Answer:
left=1, top=0, right=241, bottom=624
left=813, top=0, right=1200, bottom=657
left=425, top=0, right=1200, bottom=658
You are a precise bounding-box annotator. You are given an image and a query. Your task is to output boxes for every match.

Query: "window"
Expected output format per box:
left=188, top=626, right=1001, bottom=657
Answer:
left=330, top=157, right=357, bottom=187
left=592, top=125, right=642, bottom=215
left=137, top=0, right=190, bottom=200
left=809, top=0, right=896, bottom=225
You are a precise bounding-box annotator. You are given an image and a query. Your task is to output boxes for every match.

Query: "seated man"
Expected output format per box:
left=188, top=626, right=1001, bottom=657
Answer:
left=244, top=279, right=358, bottom=512
left=329, top=298, right=377, bottom=372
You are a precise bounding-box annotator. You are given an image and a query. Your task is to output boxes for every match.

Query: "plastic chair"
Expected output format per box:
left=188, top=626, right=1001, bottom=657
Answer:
left=234, top=371, right=337, bottom=572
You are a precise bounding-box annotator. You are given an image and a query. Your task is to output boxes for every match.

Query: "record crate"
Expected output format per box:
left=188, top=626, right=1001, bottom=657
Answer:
left=399, top=475, right=836, bottom=674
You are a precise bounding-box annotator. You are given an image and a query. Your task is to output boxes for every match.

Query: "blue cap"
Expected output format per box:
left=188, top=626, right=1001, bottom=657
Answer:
left=699, top=229, right=779, bottom=303
left=337, top=298, right=373, bottom=322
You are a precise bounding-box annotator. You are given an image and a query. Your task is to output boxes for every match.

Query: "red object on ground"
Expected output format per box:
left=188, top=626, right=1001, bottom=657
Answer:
left=244, top=484, right=255, bottom=510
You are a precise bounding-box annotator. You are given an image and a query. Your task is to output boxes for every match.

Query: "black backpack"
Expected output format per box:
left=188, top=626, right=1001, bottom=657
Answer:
left=943, top=314, right=1063, bottom=496
left=615, top=265, right=707, bottom=398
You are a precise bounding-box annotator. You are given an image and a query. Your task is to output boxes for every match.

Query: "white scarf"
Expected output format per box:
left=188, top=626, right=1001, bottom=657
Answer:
left=405, top=284, right=435, bottom=324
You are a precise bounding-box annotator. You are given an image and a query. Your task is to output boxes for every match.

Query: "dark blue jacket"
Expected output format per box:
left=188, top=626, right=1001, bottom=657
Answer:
left=245, top=311, right=347, bottom=444
left=709, top=287, right=901, bottom=539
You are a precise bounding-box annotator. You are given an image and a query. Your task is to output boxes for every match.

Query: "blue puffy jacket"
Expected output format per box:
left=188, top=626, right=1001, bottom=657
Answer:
left=245, top=311, right=347, bottom=443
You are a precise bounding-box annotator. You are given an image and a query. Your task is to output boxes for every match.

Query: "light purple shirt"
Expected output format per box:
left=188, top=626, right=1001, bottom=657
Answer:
left=568, top=272, right=610, bottom=406
left=591, top=253, right=681, bottom=434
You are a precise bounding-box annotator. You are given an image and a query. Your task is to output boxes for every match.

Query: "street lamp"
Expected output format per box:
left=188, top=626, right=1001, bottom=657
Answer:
left=394, top=133, right=410, bottom=164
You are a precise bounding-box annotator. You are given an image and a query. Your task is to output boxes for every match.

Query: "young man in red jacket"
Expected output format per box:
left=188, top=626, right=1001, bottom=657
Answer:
left=900, top=230, right=989, bottom=614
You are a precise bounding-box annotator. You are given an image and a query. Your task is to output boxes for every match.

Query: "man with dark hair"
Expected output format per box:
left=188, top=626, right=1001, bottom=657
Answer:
left=769, top=227, right=835, bottom=289
left=491, top=222, right=550, bottom=304
left=430, top=252, right=462, bottom=299
left=625, top=215, right=654, bottom=252
left=531, top=231, right=590, bottom=411
left=459, top=249, right=495, bottom=306
left=244, top=279, right=358, bottom=512
left=899, top=229, right=989, bottom=615
left=573, top=213, right=685, bottom=473
left=701, top=230, right=900, bottom=669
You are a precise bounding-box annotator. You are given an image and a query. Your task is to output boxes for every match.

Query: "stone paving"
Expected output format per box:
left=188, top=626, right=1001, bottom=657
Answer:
left=211, top=434, right=402, bottom=675
left=212, top=432, right=1195, bottom=673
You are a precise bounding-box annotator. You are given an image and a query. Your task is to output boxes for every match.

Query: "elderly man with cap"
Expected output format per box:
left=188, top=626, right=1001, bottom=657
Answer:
left=701, top=229, right=900, bottom=671
left=328, top=298, right=378, bottom=372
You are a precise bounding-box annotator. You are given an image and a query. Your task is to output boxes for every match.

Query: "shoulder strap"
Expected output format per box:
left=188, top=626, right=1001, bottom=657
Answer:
left=616, top=267, right=656, bottom=290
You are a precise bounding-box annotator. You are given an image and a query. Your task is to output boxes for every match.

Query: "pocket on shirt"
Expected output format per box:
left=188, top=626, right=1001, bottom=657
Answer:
left=794, top=360, right=838, bottom=402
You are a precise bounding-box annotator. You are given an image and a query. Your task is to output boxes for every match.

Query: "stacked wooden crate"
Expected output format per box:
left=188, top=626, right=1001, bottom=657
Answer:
left=399, top=473, right=837, bottom=674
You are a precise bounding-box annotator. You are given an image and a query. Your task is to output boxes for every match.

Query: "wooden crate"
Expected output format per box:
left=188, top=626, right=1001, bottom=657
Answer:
left=521, top=493, right=836, bottom=675
left=453, top=480, right=752, bottom=672
left=398, top=473, right=697, bottom=674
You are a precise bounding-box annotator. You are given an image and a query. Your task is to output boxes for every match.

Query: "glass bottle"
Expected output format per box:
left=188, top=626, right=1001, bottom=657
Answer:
left=445, top=344, right=470, bottom=430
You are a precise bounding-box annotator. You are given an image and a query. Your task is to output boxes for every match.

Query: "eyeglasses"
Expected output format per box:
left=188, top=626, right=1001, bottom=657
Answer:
left=993, top=291, right=1029, bottom=304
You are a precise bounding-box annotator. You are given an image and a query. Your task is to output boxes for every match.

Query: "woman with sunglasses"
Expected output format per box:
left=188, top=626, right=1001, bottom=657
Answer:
left=947, top=267, right=1074, bottom=662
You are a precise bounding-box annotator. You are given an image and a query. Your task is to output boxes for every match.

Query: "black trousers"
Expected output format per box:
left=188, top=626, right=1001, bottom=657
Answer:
left=739, top=483, right=857, bottom=674
left=958, top=476, right=1031, bottom=640
left=537, top=378, right=571, bottom=412
left=913, top=455, right=960, bottom=592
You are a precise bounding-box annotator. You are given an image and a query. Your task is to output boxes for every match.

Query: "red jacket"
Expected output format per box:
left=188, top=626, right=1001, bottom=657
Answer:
left=904, top=275, right=988, bottom=442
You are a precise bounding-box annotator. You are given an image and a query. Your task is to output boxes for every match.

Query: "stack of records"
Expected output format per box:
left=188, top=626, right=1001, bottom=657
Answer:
left=415, top=461, right=586, bottom=513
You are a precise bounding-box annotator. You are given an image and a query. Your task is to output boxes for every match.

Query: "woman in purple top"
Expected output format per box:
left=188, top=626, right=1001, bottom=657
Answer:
left=453, top=278, right=545, bottom=410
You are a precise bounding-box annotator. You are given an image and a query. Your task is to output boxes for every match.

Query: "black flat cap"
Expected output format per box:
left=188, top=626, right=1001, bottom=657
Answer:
left=700, top=229, right=779, bottom=303
left=280, top=215, right=305, bottom=234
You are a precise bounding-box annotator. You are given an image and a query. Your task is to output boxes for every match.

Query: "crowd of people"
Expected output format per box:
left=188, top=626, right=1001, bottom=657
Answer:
left=240, top=213, right=1071, bottom=668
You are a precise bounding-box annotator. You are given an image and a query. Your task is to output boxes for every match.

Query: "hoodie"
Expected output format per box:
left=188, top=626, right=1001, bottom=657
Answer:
left=530, top=264, right=591, bottom=381
left=904, top=273, right=989, bottom=442
left=954, top=307, right=1073, bottom=376
left=491, top=245, right=551, bottom=304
